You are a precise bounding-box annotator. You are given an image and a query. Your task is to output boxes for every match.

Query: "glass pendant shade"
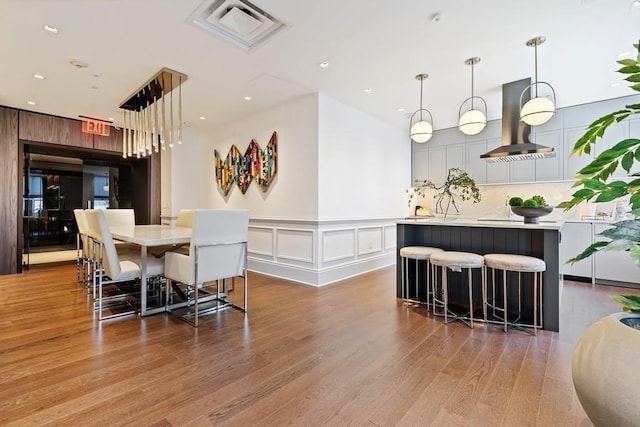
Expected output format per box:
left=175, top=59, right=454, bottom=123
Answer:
left=458, top=57, right=487, bottom=136
left=409, top=73, right=433, bottom=143
left=520, top=36, right=556, bottom=127
left=410, top=119, right=433, bottom=143
left=521, top=95, right=555, bottom=125
left=459, top=109, right=487, bottom=135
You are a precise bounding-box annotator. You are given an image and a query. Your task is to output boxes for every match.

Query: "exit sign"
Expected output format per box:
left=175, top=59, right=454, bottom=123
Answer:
left=81, top=119, right=110, bottom=136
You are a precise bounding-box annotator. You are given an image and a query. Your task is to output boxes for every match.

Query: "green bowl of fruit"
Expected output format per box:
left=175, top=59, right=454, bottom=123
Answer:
left=508, top=195, right=553, bottom=224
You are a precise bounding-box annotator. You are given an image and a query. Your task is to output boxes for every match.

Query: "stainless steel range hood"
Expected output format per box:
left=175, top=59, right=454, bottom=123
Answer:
left=480, top=78, right=555, bottom=162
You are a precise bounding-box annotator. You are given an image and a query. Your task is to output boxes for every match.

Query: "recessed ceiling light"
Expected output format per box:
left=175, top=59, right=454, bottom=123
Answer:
left=91, top=72, right=102, bottom=78
left=70, top=59, right=88, bottom=69
left=364, top=88, right=373, bottom=93
left=43, top=24, right=59, bottom=34
left=199, top=116, right=206, bottom=120
left=27, top=101, right=37, bottom=106
left=319, top=61, right=329, bottom=68
left=108, top=117, right=114, bottom=121
left=610, top=82, right=622, bottom=88
left=398, top=108, right=405, bottom=112
left=33, top=74, right=45, bottom=80
left=244, top=96, right=252, bottom=101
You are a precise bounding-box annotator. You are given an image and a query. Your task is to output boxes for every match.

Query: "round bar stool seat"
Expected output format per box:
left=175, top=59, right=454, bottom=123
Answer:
left=430, top=251, right=484, bottom=328
left=399, top=246, right=443, bottom=306
left=483, top=253, right=546, bottom=335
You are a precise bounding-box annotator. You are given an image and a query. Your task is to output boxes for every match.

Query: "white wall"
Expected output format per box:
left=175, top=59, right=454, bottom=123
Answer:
left=317, top=93, right=410, bottom=220
left=196, top=93, right=320, bottom=220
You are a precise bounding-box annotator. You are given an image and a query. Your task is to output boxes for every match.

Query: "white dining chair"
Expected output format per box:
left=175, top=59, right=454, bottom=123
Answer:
left=103, top=208, right=135, bottom=227
left=175, top=209, right=194, bottom=228
left=73, top=209, right=91, bottom=285
left=93, top=209, right=164, bottom=320
left=165, top=209, right=249, bottom=326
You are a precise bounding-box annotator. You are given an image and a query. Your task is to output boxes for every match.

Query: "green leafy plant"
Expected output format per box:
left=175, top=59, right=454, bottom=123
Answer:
left=558, top=42, right=640, bottom=304
left=611, top=295, right=640, bottom=313
left=407, top=168, right=481, bottom=216
left=509, top=197, right=523, bottom=206
left=523, top=199, right=539, bottom=207
left=531, top=195, right=548, bottom=206
left=558, top=43, right=640, bottom=264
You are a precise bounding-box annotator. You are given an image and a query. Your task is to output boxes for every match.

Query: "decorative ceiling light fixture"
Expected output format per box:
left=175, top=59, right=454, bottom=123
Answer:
left=409, top=73, right=434, bottom=143
left=118, top=68, right=188, bottom=159
left=520, top=36, right=556, bottom=126
left=458, top=57, right=487, bottom=135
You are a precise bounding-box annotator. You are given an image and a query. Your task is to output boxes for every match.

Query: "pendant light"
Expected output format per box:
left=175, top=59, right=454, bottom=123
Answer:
left=520, top=36, right=556, bottom=126
left=119, top=68, right=187, bottom=158
left=409, top=73, right=434, bottom=143
left=458, top=57, right=487, bottom=135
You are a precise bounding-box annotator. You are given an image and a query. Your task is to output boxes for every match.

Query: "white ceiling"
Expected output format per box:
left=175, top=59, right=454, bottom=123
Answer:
left=1, top=0, right=639, bottom=135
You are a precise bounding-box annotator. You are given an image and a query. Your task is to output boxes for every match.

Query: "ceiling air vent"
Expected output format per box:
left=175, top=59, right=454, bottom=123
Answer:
left=189, top=0, right=285, bottom=51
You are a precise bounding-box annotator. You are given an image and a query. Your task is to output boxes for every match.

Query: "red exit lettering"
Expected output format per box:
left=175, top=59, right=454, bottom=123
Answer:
left=81, top=119, right=110, bottom=136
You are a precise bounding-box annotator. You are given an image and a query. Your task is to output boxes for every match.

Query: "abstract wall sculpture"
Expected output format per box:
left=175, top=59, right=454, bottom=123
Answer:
left=215, top=131, right=277, bottom=196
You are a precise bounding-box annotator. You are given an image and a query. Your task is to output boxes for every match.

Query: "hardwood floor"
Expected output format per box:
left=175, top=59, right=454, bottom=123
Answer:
left=0, top=263, right=636, bottom=426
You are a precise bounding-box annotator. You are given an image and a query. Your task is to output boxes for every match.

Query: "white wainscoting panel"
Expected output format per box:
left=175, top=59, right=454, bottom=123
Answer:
left=357, top=226, right=383, bottom=255
left=384, top=224, right=396, bottom=250
left=248, top=226, right=274, bottom=257
left=276, top=228, right=314, bottom=263
left=322, top=228, right=356, bottom=263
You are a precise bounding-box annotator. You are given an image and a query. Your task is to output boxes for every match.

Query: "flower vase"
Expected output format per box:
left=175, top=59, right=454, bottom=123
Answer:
left=432, top=192, right=463, bottom=220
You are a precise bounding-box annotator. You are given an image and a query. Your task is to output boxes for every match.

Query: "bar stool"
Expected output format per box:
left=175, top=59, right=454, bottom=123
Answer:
left=430, top=251, right=484, bottom=328
left=483, top=253, right=545, bottom=335
left=399, top=246, right=443, bottom=307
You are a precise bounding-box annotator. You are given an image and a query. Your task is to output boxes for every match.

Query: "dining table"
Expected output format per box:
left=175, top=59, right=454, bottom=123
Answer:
left=110, top=224, right=191, bottom=316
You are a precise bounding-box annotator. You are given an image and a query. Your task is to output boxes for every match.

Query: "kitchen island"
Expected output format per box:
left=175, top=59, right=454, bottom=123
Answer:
left=397, top=218, right=562, bottom=331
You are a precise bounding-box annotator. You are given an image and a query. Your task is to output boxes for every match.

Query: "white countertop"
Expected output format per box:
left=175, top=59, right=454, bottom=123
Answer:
left=398, top=217, right=563, bottom=230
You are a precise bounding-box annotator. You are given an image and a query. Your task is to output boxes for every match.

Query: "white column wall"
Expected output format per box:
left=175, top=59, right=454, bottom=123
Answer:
left=317, top=93, right=410, bottom=219
left=163, top=92, right=408, bottom=285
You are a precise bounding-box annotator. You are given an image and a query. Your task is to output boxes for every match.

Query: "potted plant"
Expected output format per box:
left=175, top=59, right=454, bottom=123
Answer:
left=508, top=194, right=554, bottom=223
left=558, top=41, right=640, bottom=427
left=407, top=167, right=481, bottom=219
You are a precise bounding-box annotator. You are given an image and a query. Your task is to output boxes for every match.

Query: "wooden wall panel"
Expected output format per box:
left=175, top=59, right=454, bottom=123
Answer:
left=94, top=127, right=123, bottom=153
left=19, top=111, right=93, bottom=148
left=0, top=107, right=19, bottom=274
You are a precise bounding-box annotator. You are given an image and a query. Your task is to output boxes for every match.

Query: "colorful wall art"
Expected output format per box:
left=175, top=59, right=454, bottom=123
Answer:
left=214, top=131, right=278, bottom=196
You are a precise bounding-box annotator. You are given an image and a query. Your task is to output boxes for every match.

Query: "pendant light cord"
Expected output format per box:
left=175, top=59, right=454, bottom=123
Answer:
left=419, top=77, right=424, bottom=121
left=471, top=61, right=475, bottom=109
left=534, top=42, right=538, bottom=97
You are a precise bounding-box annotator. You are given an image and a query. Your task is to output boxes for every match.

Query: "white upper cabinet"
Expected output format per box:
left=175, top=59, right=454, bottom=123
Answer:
left=446, top=144, right=465, bottom=173
left=534, top=130, right=564, bottom=181
left=428, top=146, right=447, bottom=184
left=485, top=138, right=510, bottom=183
left=465, top=140, right=487, bottom=184
left=413, top=149, right=429, bottom=184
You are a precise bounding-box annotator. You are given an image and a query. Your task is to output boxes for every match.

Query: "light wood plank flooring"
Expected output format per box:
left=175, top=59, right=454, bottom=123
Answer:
left=0, top=263, right=636, bottom=426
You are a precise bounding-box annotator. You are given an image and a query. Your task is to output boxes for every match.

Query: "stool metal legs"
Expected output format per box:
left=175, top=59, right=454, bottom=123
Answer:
left=432, top=265, right=477, bottom=329
left=401, top=257, right=432, bottom=307
left=484, top=267, right=543, bottom=335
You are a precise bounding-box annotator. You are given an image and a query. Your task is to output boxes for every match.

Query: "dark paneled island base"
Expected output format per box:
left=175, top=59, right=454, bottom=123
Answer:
left=397, top=219, right=562, bottom=332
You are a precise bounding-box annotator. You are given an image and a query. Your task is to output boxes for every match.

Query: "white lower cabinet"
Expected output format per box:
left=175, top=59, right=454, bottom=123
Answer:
left=594, top=223, right=640, bottom=284
left=561, top=221, right=639, bottom=285
left=560, top=222, right=593, bottom=279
